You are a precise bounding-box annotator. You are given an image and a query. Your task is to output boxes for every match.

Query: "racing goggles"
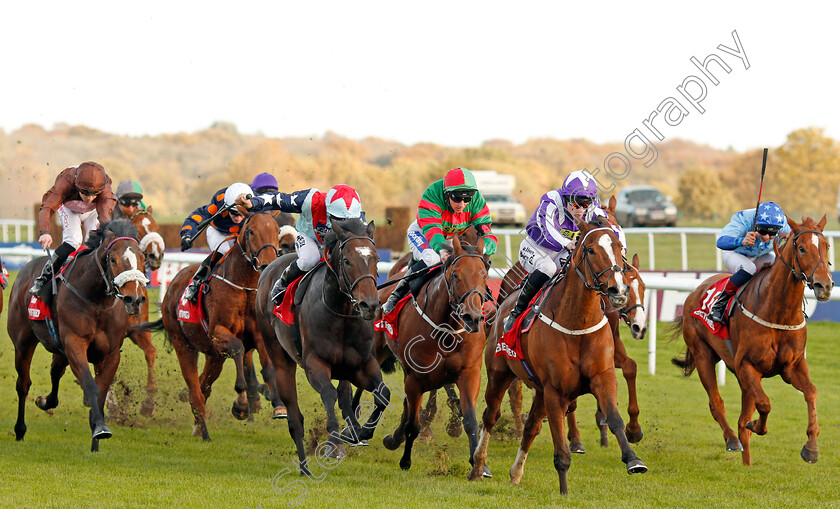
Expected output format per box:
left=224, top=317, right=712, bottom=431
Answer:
left=449, top=192, right=475, bottom=204
left=755, top=225, right=781, bottom=237
left=567, top=195, right=594, bottom=208
left=119, top=198, right=141, bottom=207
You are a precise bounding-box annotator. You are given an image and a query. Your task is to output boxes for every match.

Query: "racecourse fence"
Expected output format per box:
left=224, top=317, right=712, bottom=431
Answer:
left=3, top=224, right=840, bottom=386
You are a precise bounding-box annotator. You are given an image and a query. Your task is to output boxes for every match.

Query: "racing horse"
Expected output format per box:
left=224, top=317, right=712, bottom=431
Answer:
left=469, top=218, right=647, bottom=494
left=672, top=215, right=833, bottom=465
left=256, top=218, right=387, bottom=473
left=378, top=229, right=491, bottom=475
left=9, top=220, right=148, bottom=451
left=143, top=210, right=280, bottom=440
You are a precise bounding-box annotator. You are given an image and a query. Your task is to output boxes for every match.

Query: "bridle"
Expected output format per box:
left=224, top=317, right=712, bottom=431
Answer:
left=617, top=264, right=645, bottom=323
left=572, top=227, right=626, bottom=295
left=443, top=252, right=487, bottom=316
left=238, top=213, right=280, bottom=273
left=775, top=229, right=831, bottom=290
left=324, top=234, right=378, bottom=314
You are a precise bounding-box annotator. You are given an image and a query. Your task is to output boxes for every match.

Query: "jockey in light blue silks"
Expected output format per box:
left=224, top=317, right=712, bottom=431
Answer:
left=709, top=201, right=791, bottom=324
left=501, top=170, right=626, bottom=333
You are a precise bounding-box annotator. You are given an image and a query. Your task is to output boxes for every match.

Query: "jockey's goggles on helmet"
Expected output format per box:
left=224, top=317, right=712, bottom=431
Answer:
left=567, top=195, right=593, bottom=208
left=756, top=225, right=781, bottom=237
left=79, top=188, right=101, bottom=197
left=119, top=198, right=141, bottom=207
left=449, top=191, right=475, bottom=204
left=229, top=209, right=244, bottom=219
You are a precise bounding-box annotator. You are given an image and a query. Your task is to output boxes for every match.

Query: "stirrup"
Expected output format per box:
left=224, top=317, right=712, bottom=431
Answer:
left=502, top=313, right=518, bottom=334
left=184, top=281, right=201, bottom=302
left=382, top=291, right=404, bottom=314
left=270, top=280, right=287, bottom=305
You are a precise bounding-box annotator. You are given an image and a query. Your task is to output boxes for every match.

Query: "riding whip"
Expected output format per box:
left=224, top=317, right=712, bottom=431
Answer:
left=750, top=147, right=769, bottom=232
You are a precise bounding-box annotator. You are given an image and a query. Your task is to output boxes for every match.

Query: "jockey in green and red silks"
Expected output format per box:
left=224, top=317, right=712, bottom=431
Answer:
left=382, top=167, right=498, bottom=314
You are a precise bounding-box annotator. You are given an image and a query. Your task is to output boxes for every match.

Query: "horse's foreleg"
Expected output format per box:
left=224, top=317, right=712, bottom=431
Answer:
left=590, top=369, right=647, bottom=475
left=256, top=340, right=286, bottom=418
left=468, top=360, right=514, bottom=481
left=690, top=333, right=740, bottom=451
left=398, top=375, right=424, bottom=471
left=36, top=353, right=68, bottom=412
left=62, top=334, right=110, bottom=450
left=565, top=400, right=585, bottom=453
left=444, top=383, right=463, bottom=438
left=782, top=358, right=819, bottom=463
left=229, top=344, right=250, bottom=421
left=511, top=390, right=547, bottom=485
left=336, top=380, right=364, bottom=442
left=508, top=379, right=524, bottom=438
left=91, top=348, right=121, bottom=451
left=306, top=360, right=347, bottom=459
left=458, top=367, right=484, bottom=476
left=614, top=337, right=642, bottom=443
left=351, top=359, right=392, bottom=441
left=383, top=397, right=409, bottom=450
left=128, top=324, right=157, bottom=418
left=419, top=388, right=437, bottom=437
left=542, top=387, right=572, bottom=494
left=13, top=340, right=37, bottom=441
left=243, top=350, right=261, bottom=419
left=172, top=336, right=210, bottom=441
left=199, top=355, right=225, bottom=401
left=737, top=386, right=757, bottom=466
left=272, top=349, right=309, bottom=475
left=738, top=361, right=771, bottom=437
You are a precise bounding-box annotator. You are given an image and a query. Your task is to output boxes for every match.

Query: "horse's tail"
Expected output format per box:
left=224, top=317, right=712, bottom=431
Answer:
left=380, top=350, right=399, bottom=374
left=128, top=318, right=166, bottom=339
left=667, top=314, right=696, bottom=376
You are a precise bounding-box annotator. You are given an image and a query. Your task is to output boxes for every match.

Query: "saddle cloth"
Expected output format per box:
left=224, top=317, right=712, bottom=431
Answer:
left=691, top=276, right=733, bottom=340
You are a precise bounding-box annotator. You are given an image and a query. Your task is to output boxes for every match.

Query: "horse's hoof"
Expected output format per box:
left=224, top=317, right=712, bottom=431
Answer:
left=231, top=402, right=249, bottom=421
left=626, top=428, right=644, bottom=444
left=349, top=439, right=369, bottom=447
left=140, top=398, right=156, bottom=418
left=92, top=424, right=112, bottom=440
left=325, top=443, right=346, bottom=459
left=725, top=438, right=743, bottom=452
left=399, top=457, right=411, bottom=470
left=482, top=464, right=492, bottom=478
left=569, top=442, right=586, bottom=454
left=35, top=396, right=52, bottom=411
left=626, top=459, right=647, bottom=474
left=272, top=406, right=288, bottom=419
left=800, top=446, right=818, bottom=464
left=383, top=434, right=400, bottom=450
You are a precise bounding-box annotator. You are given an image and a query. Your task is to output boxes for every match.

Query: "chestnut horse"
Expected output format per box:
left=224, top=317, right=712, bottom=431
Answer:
left=255, top=218, right=387, bottom=473
left=143, top=211, right=280, bottom=440
left=496, top=254, right=647, bottom=451
left=672, top=215, right=833, bottom=465
left=9, top=220, right=148, bottom=451
left=379, top=231, right=491, bottom=475
left=469, top=219, right=647, bottom=494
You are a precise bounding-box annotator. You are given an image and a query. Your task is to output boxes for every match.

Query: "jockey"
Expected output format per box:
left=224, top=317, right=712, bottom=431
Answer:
left=502, top=170, right=626, bottom=333
left=29, top=162, right=116, bottom=296
left=381, top=167, right=498, bottom=314
left=112, top=179, right=146, bottom=220
left=709, top=201, right=791, bottom=324
left=250, top=172, right=279, bottom=195
left=239, top=184, right=365, bottom=304
left=179, top=182, right=253, bottom=302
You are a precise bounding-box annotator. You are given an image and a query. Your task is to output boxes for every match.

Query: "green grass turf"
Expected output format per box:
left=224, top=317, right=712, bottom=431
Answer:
left=1, top=271, right=839, bottom=508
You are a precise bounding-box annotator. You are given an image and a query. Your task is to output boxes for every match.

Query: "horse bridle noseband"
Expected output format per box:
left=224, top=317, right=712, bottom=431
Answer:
left=324, top=234, right=378, bottom=314
left=573, top=227, right=626, bottom=296
left=238, top=213, right=281, bottom=273
left=61, top=236, right=146, bottom=310
left=775, top=229, right=831, bottom=290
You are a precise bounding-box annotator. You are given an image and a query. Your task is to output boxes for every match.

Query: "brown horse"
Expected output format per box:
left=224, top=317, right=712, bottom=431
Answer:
left=143, top=211, right=280, bottom=440
left=496, top=254, right=647, bottom=451
left=672, top=215, right=833, bottom=465
left=9, top=220, right=148, bottom=451
left=469, top=219, right=646, bottom=493
left=256, top=218, right=387, bottom=473
left=121, top=208, right=166, bottom=417
left=379, top=231, right=490, bottom=475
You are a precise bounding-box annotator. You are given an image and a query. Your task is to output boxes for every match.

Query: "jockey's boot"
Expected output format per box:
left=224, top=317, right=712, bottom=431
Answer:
left=29, top=242, right=75, bottom=297
left=270, top=261, right=307, bottom=305
left=502, top=271, right=551, bottom=334
left=382, top=259, right=427, bottom=314
left=709, top=268, right=752, bottom=324
left=183, top=252, right=222, bottom=302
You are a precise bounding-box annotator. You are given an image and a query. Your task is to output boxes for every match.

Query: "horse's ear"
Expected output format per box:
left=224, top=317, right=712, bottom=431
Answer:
left=451, top=234, right=462, bottom=253
left=632, top=253, right=640, bottom=268
left=146, top=205, right=154, bottom=215
left=332, top=221, right=346, bottom=236
left=574, top=215, right=589, bottom=233
left=786, top=215, right=798, bottom=232
left=477, top=235, right=485, bottom=256
left=366, top=220, right=376, bottom=239
left=607, top=195, right=616, bottom=213
left=817, top=215, right=827, bottom=231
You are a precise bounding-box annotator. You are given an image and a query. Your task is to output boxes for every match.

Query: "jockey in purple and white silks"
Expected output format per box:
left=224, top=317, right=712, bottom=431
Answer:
left=502, top=170, right=626, bottom=333
left=708, top=201, right=791, bottom=324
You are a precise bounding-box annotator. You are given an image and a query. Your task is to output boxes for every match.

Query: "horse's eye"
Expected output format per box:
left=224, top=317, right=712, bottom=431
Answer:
left=344, top=259, right=350, bottom=265
left=799, top=245, right=806, bottom=254
left=586, top=247, right=596, bottom=255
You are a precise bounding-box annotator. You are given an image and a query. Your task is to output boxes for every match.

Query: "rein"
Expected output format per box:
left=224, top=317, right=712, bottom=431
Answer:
left=775, top=229, right=830, bottom=290
left=322, top=234, right=378, bottom=317
left=413, top=251, right=486, bottom=334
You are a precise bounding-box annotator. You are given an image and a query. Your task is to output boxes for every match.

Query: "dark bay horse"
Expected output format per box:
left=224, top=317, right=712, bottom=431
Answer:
left=144, top=211, right=280, bottom=440
left=9, top=220, right=148, bottom=451
left=496, top=254, right=647, bottom=451
left=123, top=208, right=166, bottom=417
left=379, top=232, right=491, bottom=475
left=256, top=218, right=387, bottom=473
left=469, top=219, right=647, bottom=494
left=672, top=215, right=833, bottom=465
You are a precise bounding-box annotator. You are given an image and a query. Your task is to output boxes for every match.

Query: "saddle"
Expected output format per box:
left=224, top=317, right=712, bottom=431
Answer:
left=495, top=271, right=564, bottom=361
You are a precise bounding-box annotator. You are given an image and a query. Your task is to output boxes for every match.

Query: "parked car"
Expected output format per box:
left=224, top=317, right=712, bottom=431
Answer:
left=613, top=185, right=678, bottom=227
left=473, top=170, right=527, bottom=227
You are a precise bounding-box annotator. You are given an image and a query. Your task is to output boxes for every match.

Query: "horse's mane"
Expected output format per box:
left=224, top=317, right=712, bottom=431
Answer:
left=84, top=220, right=139, bottom=250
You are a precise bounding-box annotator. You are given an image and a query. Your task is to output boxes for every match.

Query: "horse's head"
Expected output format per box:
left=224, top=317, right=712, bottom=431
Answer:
left=572, top=217, right=629, bottom=308
left=443, top=233, right=488, bottom=334
left=779, top=215, right=834, bottom=301
left=130, top=210, right=165, bottom=271
left=278, top=225, right=298, bottom=256
left=327, top=219, right=380, bottom=320
left=237, top=212, right=281, bottom=271
left=621, top=253, right=647, bottom=339
left=97, top=222, right=149, bottom=316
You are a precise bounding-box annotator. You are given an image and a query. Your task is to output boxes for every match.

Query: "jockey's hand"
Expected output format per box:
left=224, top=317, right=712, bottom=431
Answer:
left=235, top=194, right=253, bottom=209
left=180, top=235, right=193, bottom=251
left=567, top=240, right=577, bottom=252
left=440, top=250, right=451, bottom=264
left=38, top=233, right=52, bottom=249
left=742, top=232, right=757, bottom=247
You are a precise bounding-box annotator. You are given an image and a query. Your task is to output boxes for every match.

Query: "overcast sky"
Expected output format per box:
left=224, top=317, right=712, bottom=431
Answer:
left=1, top=1, right=836, bottom=152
